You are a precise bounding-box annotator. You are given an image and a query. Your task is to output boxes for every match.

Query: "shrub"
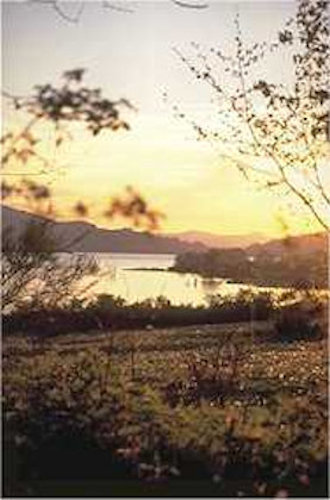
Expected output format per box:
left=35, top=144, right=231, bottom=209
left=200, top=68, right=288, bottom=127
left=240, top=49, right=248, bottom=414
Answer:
left=3, top=291, right=276, bottom=337
left=273, top=297, right=326, bottom=342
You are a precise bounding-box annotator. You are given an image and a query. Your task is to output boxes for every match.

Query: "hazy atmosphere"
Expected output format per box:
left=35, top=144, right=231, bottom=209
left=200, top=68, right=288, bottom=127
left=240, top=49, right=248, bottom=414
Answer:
left=3, top=0, right=327, bottom=236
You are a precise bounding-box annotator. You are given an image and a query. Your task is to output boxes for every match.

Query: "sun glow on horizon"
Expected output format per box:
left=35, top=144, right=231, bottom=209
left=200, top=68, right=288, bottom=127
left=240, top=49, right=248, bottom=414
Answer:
left=3, top=107, right=325, bottom=238
left=2, top=1, right=328, bottom=239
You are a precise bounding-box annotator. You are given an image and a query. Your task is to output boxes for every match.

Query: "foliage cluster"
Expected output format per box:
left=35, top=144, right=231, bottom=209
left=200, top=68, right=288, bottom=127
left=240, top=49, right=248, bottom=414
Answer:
left=3, top=290, right=275, bottom=336
left=274, top=296, right=326, bottom=342
left=2, top=69, right=163, bottom=230
left=3, top=324, right=328, bottom=497
left=4, top=287, right=327, bottom=344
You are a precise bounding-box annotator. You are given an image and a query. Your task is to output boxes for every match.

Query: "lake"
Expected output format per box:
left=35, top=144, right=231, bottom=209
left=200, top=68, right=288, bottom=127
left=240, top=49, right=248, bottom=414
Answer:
left=70, top=252, right=266, bottom=306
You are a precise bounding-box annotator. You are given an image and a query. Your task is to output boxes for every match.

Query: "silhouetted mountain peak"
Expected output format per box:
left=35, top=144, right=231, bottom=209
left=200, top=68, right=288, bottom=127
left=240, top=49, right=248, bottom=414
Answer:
left=1, top=206, right=206, bottom=254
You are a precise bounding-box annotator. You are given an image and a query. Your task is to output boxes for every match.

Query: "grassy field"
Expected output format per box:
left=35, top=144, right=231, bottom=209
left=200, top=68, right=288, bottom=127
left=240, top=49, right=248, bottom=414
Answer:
left=3, top=321, right=328, bottom=497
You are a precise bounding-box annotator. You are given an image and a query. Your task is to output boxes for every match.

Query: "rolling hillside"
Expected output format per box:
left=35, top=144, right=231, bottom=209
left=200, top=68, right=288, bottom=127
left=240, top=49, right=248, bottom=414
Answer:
left=1, top=206, right=207, bottom=254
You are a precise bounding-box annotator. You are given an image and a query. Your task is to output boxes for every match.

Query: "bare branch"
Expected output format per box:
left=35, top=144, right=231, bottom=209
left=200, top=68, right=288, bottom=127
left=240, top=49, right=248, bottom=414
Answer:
left=172, top=0, right=208, bottom=8
left=30, top=0, right=85, bottom=23
left=102, top=1, right=135, bottom=14
left=174, top=0, right=330, bottom=230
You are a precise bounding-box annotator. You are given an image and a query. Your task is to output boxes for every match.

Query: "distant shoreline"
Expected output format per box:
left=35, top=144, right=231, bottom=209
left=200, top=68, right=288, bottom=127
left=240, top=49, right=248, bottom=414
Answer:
left=117, top=266, right=329, bottom=291
left=123, top=267, right=170, bottom=272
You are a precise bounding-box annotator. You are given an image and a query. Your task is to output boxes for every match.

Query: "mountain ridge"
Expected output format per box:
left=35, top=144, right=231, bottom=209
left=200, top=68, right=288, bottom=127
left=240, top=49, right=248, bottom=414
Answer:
left=1, top=205, right=207, bottom=254
left=2, top=205, right=326, bottom=255
left=165, top=230, right=270, bottom=249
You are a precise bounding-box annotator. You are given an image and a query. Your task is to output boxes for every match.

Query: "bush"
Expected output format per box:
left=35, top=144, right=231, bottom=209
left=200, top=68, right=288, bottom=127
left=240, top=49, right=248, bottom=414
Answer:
left=208, top=290, right=274, bottom=322
left=273, top=297, right=326, bottom=342
left=3, top=291, right=276, bottom=336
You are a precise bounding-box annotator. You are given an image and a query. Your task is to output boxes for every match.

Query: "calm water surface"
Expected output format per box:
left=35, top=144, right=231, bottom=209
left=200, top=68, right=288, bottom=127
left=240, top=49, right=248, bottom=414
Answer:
left=69, top=252, right=263, bottom=306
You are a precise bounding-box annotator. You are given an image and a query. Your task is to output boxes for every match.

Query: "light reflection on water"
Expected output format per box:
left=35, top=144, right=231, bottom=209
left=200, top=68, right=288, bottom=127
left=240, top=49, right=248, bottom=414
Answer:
left=68, top=252, right=271, bottom=306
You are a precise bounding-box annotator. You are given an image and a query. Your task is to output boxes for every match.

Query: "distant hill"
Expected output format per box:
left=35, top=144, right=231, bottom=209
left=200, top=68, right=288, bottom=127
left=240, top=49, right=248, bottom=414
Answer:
left=165, top=230, right=270, bottom=249
left=1, top=205, right=207, bottom=254
left=3, top=205, right=326, bottom=256
left=248, top=232, right=328, bottom=257
left=172, top=230, right=328, bottom=288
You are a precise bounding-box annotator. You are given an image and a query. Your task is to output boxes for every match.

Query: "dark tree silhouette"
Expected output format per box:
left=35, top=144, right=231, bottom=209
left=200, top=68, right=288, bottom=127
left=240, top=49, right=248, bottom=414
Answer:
left=174, top=0, right=329, bottom=230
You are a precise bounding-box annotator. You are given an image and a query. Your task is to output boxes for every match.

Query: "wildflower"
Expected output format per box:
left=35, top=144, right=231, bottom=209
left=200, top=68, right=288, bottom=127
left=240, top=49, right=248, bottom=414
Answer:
left=298, top=474, right=310, bottom=486
left=275, top=489, right=288, bottom=498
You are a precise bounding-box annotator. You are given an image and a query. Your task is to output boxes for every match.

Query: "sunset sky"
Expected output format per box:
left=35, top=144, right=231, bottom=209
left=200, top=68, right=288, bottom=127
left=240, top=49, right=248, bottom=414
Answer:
left=2, top=0, right=326, bottom=237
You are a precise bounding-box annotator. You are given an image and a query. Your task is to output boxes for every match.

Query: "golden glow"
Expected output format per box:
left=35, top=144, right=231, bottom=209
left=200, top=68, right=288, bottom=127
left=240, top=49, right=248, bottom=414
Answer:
left=4, top=111, right=323, bottom=238
left=2, top=1, right=327, bottom=238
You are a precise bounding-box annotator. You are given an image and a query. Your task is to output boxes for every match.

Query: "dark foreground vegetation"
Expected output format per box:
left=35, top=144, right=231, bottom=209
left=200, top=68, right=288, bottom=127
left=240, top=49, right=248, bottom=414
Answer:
left=4, top=291, right=275, bottom=336
left=3, top=298, right=328, bottom=497
left=3, top=289, right=328, bottom=340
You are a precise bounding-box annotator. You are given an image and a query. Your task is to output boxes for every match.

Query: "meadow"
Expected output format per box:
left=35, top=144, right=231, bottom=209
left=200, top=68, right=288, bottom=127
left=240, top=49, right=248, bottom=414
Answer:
left=3, top=316, right=328, bottom=497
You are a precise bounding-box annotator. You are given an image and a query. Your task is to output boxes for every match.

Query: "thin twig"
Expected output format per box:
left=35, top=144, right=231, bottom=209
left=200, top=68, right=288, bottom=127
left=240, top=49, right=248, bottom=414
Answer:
left=172, top=0, right=208, bottom=8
